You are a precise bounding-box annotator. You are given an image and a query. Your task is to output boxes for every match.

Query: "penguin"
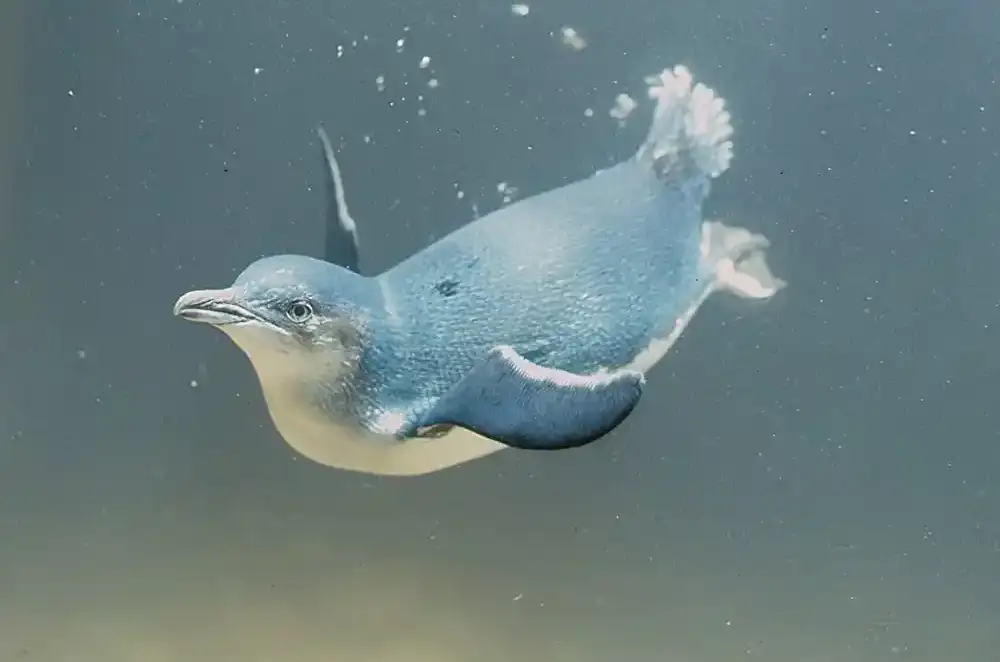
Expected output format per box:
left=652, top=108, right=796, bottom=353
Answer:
left=174, top=65, right=784, bottom=476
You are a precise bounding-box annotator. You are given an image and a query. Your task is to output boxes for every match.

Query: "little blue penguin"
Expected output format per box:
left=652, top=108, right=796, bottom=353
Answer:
left=174, top=65, right=785, bottom=476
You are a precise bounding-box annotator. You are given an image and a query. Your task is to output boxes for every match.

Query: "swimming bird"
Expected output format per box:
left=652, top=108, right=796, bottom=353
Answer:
left=174, top=65, right=784, bottom=476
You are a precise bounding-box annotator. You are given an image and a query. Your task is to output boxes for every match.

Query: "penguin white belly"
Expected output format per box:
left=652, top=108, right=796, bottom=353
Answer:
left=263, top=390, right=504, bottom=476
left=224, top=321, right=505, bottom=476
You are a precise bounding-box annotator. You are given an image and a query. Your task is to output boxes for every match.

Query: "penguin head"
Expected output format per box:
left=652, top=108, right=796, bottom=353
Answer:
left=174, top=254, right=376, bottom=386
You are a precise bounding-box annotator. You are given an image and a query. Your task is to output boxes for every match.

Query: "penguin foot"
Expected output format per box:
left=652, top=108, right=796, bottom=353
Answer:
left=700, top=220, right=786, bottom=300
left=637, top=65, right=733, bottom=182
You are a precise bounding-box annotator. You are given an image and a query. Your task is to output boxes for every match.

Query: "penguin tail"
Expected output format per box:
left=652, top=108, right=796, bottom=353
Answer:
left=634, top=65, right=734, bottom=184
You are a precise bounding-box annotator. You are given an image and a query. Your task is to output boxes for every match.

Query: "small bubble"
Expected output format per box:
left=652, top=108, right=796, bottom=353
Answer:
left=610, top=93, right=637, bottom=123
left=559, top=26, right=587, bottom=51
left=497, top=181, right=518, bottom=204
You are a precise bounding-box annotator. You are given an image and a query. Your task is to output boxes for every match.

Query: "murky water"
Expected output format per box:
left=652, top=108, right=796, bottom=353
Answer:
left=1, top=1, right=998, bottom=660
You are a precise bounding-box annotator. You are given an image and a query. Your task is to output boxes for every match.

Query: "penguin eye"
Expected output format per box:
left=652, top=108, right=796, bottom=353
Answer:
left=285, top=300, right=314, bottom=323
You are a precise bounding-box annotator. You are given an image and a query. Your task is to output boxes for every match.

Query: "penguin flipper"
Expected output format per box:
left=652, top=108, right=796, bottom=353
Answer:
left=412, top=346, right=645, bottom=450
left=316, top=125, right=361, bottom=274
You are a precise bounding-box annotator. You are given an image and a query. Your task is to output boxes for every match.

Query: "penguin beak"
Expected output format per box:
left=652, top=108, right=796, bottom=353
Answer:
left=173, top=287, right=260, bottom=326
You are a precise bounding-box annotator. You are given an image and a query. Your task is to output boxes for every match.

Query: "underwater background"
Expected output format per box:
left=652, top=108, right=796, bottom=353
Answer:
left=0, top=0, right=997, bottom=660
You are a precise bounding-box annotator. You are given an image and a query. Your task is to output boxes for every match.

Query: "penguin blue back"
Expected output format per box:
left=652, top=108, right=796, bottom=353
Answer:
left=363, top=65, right=774, bottom=428
left=373, top=159, right=704, bottom=405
